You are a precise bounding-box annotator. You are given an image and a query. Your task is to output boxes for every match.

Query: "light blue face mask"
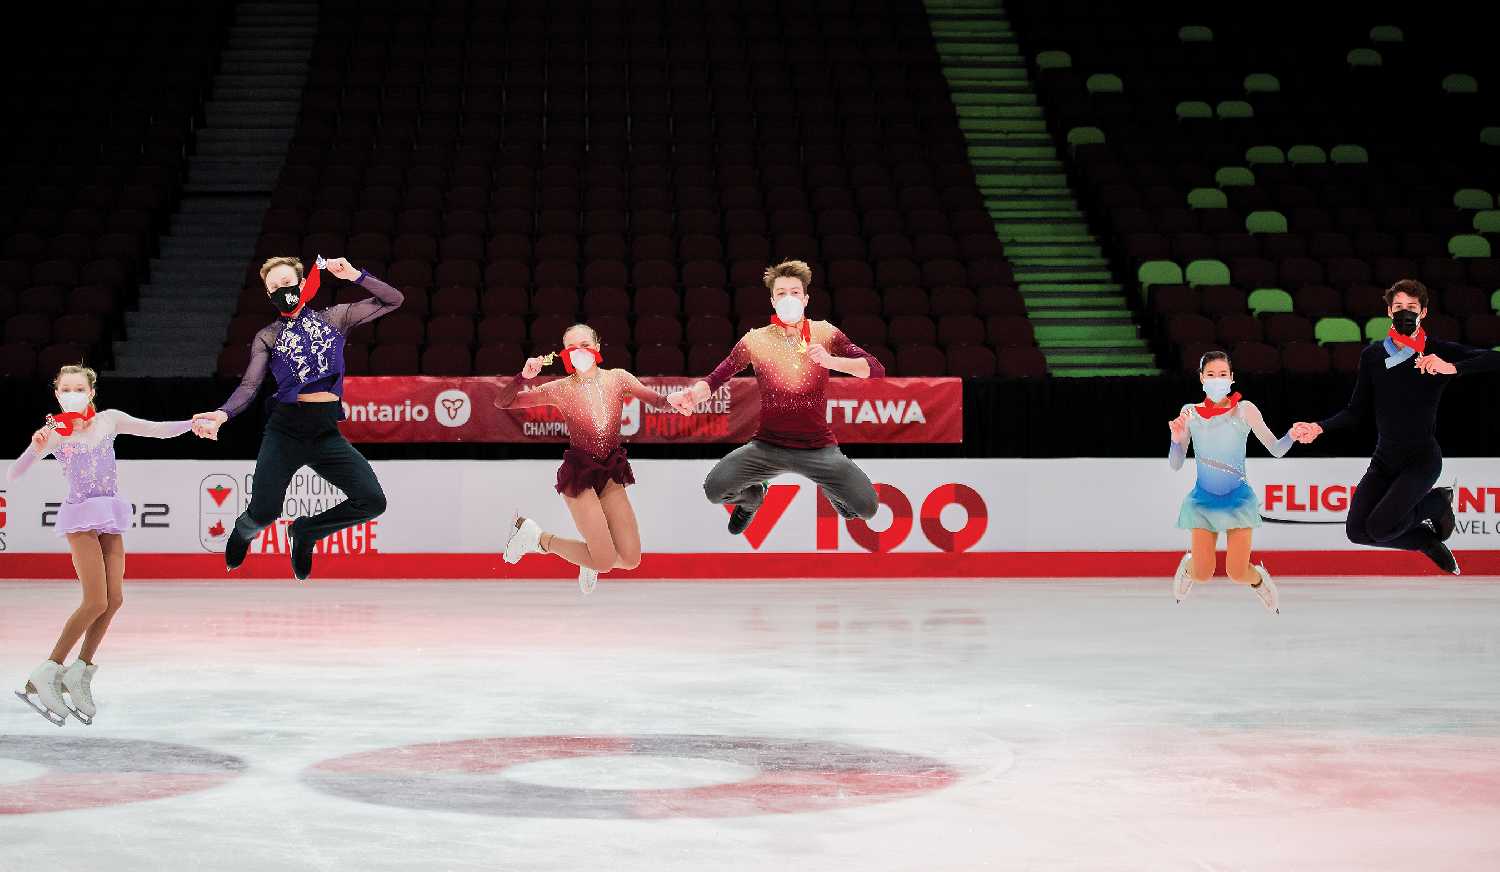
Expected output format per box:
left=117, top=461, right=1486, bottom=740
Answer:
left=1202, top=377, right=1233, bottom=401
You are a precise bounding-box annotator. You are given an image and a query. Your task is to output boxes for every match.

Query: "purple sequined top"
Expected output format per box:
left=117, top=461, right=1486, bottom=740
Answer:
left=216, top=272, right=403, bottom=418
left=7, top=410, right=193, bottom=502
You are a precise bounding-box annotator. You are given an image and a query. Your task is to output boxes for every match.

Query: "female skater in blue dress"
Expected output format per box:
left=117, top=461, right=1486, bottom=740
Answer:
left=1168, top=351, right=1295, bottom=612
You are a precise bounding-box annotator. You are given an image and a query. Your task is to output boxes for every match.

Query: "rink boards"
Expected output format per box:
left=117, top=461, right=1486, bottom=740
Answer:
left=3, top=458, right=1499, bottom=577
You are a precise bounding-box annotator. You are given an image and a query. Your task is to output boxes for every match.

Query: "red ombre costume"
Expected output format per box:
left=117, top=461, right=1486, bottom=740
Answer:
left=698, top=319, right=886, bottom=523
left=704, top=321, right=884, bottom=449
left=506, top=369, right=661, bottom=497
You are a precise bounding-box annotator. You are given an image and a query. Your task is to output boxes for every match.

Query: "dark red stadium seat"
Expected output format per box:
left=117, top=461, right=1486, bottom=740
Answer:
left=947, top=345, right=997, bottom=377
left=421, top=344, right=474, bottom=375
left=996, top=346, right=1048, bottom=378
left=895, top=343, right=946, bottom=376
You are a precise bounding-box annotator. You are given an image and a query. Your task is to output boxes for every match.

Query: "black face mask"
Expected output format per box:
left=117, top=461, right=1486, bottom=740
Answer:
left=1391, top=309, right=1421, bottom=336
left=269, top=285, right=302, bottom=315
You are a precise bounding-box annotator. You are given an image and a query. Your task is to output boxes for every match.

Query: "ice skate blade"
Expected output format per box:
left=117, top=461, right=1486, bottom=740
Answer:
left=66, top=704, right=93, bottom=725
left=15, top=690, right=66, bottom=727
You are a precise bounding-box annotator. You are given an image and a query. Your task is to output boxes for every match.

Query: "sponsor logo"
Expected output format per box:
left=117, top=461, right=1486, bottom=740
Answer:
left=1260, top=482, right=1356, bottom=524
left=200, top=474, right=241, bottom=552
left=826, top=399, right=927, bottom=425
left=343, top=399, right=430, bottom=423
left=620, top=398, right=641, bottom=436
left=731, top=482, right=988, bottom=553
left=433, top=388, right=472, bottom=428
left=255, top=518, right=380, bottom=555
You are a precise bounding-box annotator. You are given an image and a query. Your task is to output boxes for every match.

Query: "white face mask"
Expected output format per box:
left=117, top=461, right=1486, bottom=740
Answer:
left=568, top=348, right=597, bottom=373
left=57, top=392, right=91, bottom=413
left=1202, top=377, right=1233, bottom=402
left=773, top=295, right=805, bottom=324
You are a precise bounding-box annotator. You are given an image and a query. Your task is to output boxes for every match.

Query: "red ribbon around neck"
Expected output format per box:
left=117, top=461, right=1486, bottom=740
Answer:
left=770, top=315, right=811, bottom=346
left=48, top=406, right=96, bottom=436
left=1195, top=392, right=1242, bottom=419
left=1387, top=326, right=1427, bottom=355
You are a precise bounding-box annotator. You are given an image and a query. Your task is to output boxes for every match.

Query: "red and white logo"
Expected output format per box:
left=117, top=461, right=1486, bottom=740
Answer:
left=726, top=482, right=988, bottom=553
left=433, top=388, right=472, bottom=428
left=199, top=474, right=240, bottom=552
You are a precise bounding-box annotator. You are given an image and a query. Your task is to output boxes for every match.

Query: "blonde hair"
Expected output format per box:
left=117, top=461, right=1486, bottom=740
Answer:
left=54, top=364, right=97, bottom=390
left=260, top=256, right=305, bottom=284
left=763, top=259, right=813, bottom=292
left=563, top=322, right=601, bottom=346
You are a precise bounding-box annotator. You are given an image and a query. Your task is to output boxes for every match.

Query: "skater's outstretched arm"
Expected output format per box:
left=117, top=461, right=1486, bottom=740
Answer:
left=671, top=340, right=751, bottom=413
left=320, top=260, right=404, bottom=332
left=618, top=370, right=671, bottom=408
left=7, top=427, right=58, bottom=482
left=1240, top=401, right=1295, bottom=457
left=205, top=328, right=275, bottom=424
left=1167, top=405, right=1191, bottom=470
left=104, top=409, right=195, bottom=440
left=703, top=339, right=752, bottom=392
left=1315, top=347, right=1374, bottom=433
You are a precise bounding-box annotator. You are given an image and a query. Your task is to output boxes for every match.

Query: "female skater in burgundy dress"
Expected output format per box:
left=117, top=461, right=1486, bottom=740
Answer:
left=494, top=323, right=679, bottom=593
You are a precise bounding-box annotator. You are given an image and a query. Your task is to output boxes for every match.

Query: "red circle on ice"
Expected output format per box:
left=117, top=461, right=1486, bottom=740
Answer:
left=303, top=734, right=962, bottom=818
left=0, top=737, right=247, bottom=815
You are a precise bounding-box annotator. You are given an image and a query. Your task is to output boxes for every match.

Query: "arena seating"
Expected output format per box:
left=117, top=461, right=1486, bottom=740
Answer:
left=0, top=0, right=231, bottom=378
left=1009, top=0, right=1500, bottom=374
left=220, top=0, right=1029, bottom=380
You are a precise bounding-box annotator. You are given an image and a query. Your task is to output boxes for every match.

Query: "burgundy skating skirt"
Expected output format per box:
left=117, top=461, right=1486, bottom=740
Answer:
left=555, top=446, right=635, bottom=498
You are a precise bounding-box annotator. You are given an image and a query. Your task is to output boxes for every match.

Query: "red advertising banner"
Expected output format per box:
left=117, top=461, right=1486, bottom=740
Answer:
left=338, top=376, right=962, bottom=444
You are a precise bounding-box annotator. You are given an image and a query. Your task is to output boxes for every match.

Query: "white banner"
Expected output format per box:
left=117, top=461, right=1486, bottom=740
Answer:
left=3, top=457, right=1500, bottom=557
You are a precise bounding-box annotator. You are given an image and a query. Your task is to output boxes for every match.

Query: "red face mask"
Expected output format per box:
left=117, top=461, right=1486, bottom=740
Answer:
left=561, top=344, right=603, bottom=373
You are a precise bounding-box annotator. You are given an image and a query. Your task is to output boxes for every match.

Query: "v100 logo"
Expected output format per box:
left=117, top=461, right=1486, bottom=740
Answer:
left=727, top=482, right=988, bottom=553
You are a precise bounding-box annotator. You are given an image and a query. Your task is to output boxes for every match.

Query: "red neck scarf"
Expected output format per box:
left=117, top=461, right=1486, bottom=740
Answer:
left=280, top=257, right=324, bottom=319
left=1195, top=392, right=1242, bottom=419
left=49, top=406, right=96, bottom=436
left=770, top=315, right=811, bottom=347
left=1387, top=326, right=1427, bottom=355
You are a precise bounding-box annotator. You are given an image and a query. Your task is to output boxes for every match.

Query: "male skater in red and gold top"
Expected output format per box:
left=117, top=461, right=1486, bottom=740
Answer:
left=670, top=260, right=885, bottom=534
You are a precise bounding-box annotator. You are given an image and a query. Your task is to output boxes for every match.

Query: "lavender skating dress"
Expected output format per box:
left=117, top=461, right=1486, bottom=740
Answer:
left=6, top=410, right=193, bottom=537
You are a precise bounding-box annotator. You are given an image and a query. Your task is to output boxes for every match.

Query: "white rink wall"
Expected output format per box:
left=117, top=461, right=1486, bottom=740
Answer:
left=3, top=458, right=1500, bottom=559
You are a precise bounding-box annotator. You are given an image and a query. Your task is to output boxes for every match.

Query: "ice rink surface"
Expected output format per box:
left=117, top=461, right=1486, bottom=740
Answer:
left=3, top=578, right=1498, bottom=871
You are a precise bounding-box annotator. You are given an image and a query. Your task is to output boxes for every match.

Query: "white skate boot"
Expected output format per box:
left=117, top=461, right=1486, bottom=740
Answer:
left=14, top=661, right=68, bottom=727
left=578, top=566, right=599, bottom=596
left=1250, top=563, right=1280, bottom=614
left=1173, top=552, right=1195, bottom=603
left=60, top=660, right=98, bottom=724
left=503, top=516, right=543, bottom=564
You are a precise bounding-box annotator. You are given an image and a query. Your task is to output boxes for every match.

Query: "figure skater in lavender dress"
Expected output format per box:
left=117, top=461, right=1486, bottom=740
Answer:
left=494, top=323, right=682, bottom=594
left=8, top=365, right=199, bottom=725
left=1167, top=350, right=1295, bottom=613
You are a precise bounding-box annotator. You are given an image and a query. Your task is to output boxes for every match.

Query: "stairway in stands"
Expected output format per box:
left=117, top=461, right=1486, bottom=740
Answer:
left=111, top=0, right=316, bottom=377
left=923, top=0, right=1159, bottom=376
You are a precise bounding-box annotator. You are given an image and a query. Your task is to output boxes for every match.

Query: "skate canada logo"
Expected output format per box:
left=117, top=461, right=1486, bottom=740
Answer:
left=433, top=388, right=472, bottom=428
